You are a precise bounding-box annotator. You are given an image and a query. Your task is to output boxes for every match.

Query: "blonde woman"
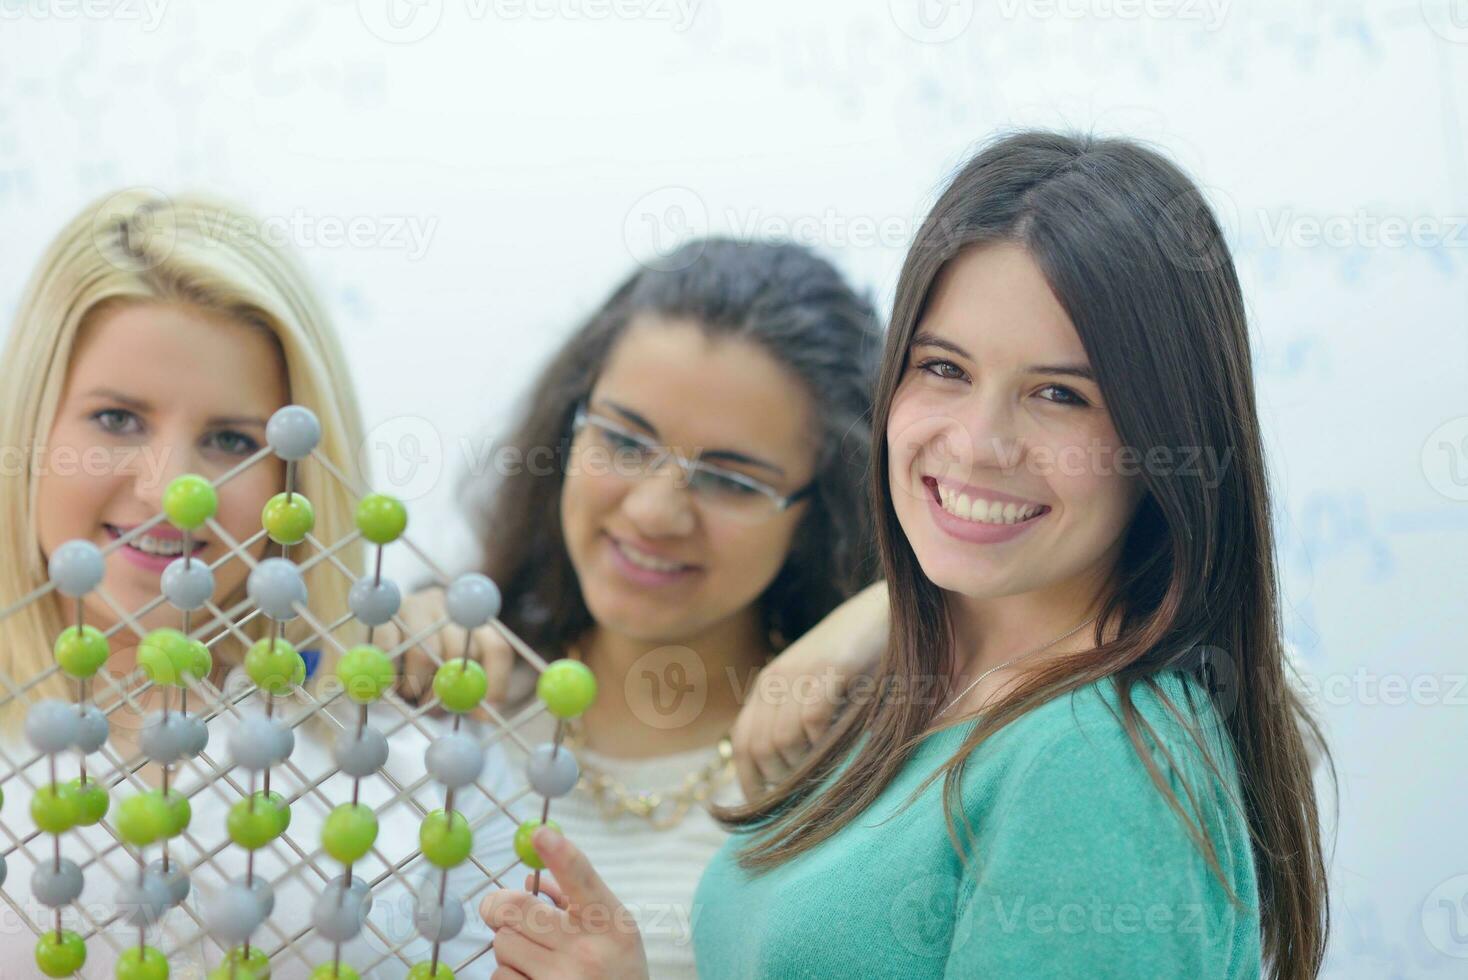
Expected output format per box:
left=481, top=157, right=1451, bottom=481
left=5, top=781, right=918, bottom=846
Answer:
left=0, top=190, right=515, bottom=977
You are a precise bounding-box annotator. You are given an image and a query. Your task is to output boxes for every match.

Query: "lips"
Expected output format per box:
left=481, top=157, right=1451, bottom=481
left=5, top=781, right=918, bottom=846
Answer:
left=606, top=533, right=697, bottom=573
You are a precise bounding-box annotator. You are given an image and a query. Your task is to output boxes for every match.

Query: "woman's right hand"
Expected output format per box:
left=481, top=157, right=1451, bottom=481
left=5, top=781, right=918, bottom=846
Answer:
left=729, top=579, right=889, bottom=800
left=376, top=587, right=518, bottom=709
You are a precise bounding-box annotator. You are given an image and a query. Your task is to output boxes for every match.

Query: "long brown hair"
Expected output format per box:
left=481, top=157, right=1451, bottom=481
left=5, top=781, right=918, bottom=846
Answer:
left=464, top=238, right=882, bottom=662
left=714, top=132, right=1330, bottom=978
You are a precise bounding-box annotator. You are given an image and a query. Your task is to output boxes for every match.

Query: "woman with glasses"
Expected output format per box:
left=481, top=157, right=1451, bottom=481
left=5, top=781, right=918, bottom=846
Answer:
left=385, top=237, right=881, bottom=978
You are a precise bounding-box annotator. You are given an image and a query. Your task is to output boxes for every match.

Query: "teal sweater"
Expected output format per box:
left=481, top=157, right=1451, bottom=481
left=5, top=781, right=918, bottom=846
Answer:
left=692, top=672, right=1262, bottom=978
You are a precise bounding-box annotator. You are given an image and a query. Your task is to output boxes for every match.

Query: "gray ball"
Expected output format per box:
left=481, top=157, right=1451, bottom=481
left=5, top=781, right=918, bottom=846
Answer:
left=25, top=700, right=80, bottom=755
left=178, top=713, right=209, bottom=758
left=348, top=576, right=401, bottom=628
left=48, top=539, right=104, bottom=597
left=161, top=557, right=214, bottom=611
left=312, top=875, right=371, bottom=942
left=445, top=573, right=501, bottom=629
left=333, top=726, right=388, bottom=778
left=229, top=714, right=292, bottom=770
left=415, top=889, right=466, bottom=943
left=145, top=859, right=190, bottom=907
left=32, top=858, right=83, bottom=907
left=204, top=879, right=266, bottom=944
left=74, top=704, right=109, bottom=754
left=247, top=557, right=306, bottom=620
left=425, top=733, right=485, bottom=789
left=139, top=711, right=192, bottom=765
left=526, top=742, right=581, bottom=799
left=241, top=875, right=275, bottom=918
left=266, top=405, right=321, bottom=461
left=114, top=871, right=171, bottom=927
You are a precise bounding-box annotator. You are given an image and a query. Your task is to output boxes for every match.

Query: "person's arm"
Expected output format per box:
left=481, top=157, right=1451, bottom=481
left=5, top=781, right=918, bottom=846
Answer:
left=944, top=724, right=1259, bottom=978
left=730, top=579, right=889, bottom=799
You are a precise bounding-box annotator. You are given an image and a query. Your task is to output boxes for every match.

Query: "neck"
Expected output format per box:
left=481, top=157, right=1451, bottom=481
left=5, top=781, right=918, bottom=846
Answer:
left=573, top=607, right=771, bottom=758
left=946, top=565, right=1114, bottom=679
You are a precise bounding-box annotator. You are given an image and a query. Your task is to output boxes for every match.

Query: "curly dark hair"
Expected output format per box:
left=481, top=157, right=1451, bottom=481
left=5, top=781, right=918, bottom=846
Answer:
left=462, top=237, right=883, bottom=664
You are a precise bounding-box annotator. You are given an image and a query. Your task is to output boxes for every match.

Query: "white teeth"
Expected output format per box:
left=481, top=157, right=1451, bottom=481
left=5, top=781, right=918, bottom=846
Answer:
left=935, top=486, right=1043, bottom=526
left=617, top=541, right=685, bottom=573
left=130, top=534, right=188, bottom=556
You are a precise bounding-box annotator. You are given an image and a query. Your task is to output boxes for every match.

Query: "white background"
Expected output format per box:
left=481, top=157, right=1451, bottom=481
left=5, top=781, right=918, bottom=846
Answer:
left=1, top=0, right=1465, bottom=974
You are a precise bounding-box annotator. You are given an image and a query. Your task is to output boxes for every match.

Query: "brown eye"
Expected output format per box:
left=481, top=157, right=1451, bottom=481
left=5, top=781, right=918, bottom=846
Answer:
left=1037, top=384, right=1088, bottom=407
left=916, top=359, right=965, bottom=381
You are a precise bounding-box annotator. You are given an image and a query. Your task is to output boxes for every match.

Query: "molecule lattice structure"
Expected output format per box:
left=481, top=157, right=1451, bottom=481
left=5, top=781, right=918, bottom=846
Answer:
left=0, top=405, right=596, bottom=979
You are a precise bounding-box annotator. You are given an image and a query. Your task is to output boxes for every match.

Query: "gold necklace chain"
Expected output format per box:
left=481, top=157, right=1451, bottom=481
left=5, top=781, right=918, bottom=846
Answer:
left=561, top=642, right=737, bottom=830
left=563, top=719, right=736, bottom=830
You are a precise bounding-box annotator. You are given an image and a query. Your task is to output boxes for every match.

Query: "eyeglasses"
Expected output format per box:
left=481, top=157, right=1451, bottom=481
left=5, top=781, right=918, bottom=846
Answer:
left=569, top=403, right=813, bottom=523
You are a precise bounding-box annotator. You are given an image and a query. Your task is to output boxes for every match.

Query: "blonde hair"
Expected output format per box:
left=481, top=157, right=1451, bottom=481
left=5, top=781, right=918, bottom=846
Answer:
left=0, top=189, right=366, bottom=722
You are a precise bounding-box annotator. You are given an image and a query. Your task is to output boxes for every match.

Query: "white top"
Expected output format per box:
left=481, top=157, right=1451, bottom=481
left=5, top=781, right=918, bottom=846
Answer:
left=437, top=709, right=744, bottom=980
left=0, top=672, right=519, bottom=979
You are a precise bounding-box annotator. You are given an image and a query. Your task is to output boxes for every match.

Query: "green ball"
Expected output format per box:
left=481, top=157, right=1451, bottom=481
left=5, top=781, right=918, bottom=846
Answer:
left=208, top=967, right=263, bottom=980
left=246, top=637, right=302, bottom=694
left=163, top=474, right=218, bottom=531
left=162, top=788, right=191, bottom=837
left=262, top=491, right=316, bottom=545
left=53, top=625, right=109, bottom=678
left=138, top=629, right=191, bottom=687
left=322, top=803, right=377, bottom=864
left=116, top=945, right=168, bottom=980
left=34, top=930, right=86, bottom=977
left=116, top=791, right=171, bottom=846
left=261, top=790, right=292, bottom=835
left=222, top=946, right=270, bottom=977
left=68, top=777, right=109, bottom=826
left=311, top=966, right=360, bottom=980
left=227, top=795, right=285, bottom=850
left=433, top=659, right=487, bottom=713
left=182, top=638, right=212, bottom=682
left=336, top=644, right=395, bottom=704
left=406, top=965, right=454, bottom=980
left=355, top=493, right=407, bottom=545
left=513, top=818, right=560, bottom=870
left=420, top=809, right=473, bottom=868
left=537, top=659, right=597, bottom=719
left=30, top=782, right=79, bottom=833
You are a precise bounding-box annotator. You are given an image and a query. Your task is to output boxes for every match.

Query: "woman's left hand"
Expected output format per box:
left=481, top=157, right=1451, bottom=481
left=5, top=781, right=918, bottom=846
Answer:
left=481, top=826, right=651, bottom=980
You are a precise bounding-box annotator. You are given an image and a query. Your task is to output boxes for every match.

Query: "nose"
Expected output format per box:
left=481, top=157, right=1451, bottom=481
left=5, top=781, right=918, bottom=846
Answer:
left=620, top=466, right=697, bottom=538
left=131, top=431, right=204, bottom=513
left=945, top=390, right=1026, bottom=474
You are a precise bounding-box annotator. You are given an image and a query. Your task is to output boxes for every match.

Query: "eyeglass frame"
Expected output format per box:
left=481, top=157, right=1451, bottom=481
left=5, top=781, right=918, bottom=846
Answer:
left=569, top=401, right=815, bottom=516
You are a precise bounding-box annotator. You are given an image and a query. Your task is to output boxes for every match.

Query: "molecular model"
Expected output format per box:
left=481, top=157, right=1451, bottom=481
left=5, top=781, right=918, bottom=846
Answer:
left=0, top=405, right=598, bottom=978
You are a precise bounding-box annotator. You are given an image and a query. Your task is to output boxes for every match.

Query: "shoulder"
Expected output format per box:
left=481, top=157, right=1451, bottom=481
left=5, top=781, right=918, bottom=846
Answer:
left=972, top=671, right=1244, bottom=836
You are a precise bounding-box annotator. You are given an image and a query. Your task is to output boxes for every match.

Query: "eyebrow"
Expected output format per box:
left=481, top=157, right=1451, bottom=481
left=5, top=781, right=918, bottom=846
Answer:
left=82, top=387, right=270, bottom=428
left=596, top=399, right=787, bottom=477
left=910, top=332, right=1096, bottom=381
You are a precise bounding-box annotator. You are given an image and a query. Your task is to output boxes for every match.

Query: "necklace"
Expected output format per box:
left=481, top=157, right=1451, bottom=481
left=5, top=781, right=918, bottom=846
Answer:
left=562, top=643, right=737, bottom=830
left=934, top=614, right=1097, bottom=720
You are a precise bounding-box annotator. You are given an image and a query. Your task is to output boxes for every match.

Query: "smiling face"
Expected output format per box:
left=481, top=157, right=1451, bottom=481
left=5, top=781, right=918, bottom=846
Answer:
left=886, top=242, right=1145, bottom=606
left=36, top=301, right=288, bottom=636
left=559, top=315, right=818, bottom=647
